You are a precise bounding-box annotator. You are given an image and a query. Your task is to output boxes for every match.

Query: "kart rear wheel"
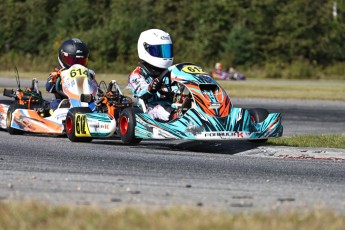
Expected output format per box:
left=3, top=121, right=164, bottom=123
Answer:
left=65, top=107, right=93, bottom=142
left=249, top=108, right=269, bottom=143
left=118, top=107, right=142, bottom=145
left=6, top=103, right=26, bottom=135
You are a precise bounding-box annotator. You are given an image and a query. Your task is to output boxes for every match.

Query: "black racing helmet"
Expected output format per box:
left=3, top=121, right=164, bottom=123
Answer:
left=58, top=38, right=89, bottom=68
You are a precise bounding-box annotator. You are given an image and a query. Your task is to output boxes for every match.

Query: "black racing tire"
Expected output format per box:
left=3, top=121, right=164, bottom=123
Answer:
left=249, top=108, right=269, bottom=123
left=248, top=108, right=269, bottom=143
left=0, top=100, right=13, bottom=131
left=65, top=107, right=93, bottom=142
left=118, top=107, right=142, bottom=145
left=6, top=103, right=26, bottom=135
left=0, top=100, right=13, bottom=105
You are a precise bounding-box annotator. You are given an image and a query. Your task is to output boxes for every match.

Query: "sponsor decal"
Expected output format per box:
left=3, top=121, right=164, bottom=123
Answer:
left=55, top=113, right=67, bottom=120
left=63, top=81, right=71, bottom=90
left=160, top=35, right=170, bottom=40
left=203, top=131, right=246, bottom=138
left=209, top=103, right=220, bottom=109
left=89, top=123, right=110, bottom=130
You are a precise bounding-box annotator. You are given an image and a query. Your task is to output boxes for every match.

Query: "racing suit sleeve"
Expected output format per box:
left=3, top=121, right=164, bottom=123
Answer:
left=88, top=69, right=98, bottom=87
left=46, top=71, right=59, bottom=93
left=89, top=69, right=96, bottom=81
left=128, top=66, right=152, bottom=98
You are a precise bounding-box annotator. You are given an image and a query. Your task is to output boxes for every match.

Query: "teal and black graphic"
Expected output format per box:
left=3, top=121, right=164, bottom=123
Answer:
left=119, top=63, right=283, bottom=144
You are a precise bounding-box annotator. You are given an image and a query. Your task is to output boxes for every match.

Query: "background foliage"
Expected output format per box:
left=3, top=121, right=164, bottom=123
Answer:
left=0, top=0, right=344, bottom=79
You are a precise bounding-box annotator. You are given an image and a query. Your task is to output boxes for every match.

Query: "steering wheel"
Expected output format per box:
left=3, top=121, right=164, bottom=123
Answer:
left=98, top=80, right=107, bottom=94
left=157, top=69, right=169, bottom=81
left=156, top=69, right=172, bottom=95
left=55, top=76, right=68, bottom=99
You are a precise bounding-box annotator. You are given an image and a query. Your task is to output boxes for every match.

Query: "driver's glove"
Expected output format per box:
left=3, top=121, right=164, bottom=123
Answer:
left=148, top=78, right=161, bottom=93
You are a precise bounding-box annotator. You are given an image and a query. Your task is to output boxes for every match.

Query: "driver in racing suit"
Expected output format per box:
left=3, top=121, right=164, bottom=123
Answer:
left=128, top=29, right=174, bottom=121
left=46, top=38, right=96, bottom=111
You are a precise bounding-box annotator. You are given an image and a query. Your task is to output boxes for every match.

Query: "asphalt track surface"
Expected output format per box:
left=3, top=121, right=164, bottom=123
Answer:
left=0, top=78, right=345, bottom=213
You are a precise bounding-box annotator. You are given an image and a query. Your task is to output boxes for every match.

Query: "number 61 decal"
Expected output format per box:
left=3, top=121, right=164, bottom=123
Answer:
left=182, top=65, right=206, bottom=74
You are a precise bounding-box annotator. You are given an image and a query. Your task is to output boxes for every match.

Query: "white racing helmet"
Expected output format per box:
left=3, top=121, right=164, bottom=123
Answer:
left=137, top=29, right=173, bottom=69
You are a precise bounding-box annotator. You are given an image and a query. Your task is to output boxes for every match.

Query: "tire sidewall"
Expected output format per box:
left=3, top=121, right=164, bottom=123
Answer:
left=119, top=107, right=142, bottom=144
left=249, top=108, right=269, bottom=123
left=6, top=103, right=26, bottom=135
left=248, top=108, right=269, bottom=143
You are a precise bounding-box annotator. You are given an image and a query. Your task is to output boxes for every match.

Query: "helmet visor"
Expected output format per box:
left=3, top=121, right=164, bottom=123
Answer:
left=61, top=55, right=88, bottom=67
left=146, top=44, right=173, bottom=58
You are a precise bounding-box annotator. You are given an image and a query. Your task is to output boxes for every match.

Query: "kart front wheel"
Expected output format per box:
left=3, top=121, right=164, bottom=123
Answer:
left=249, top=108, right=269, bottom=143
left=118, top=108, right=142, bottom=145
left=65, top=107, right=93, bottom=142
left=249, top=108, right=269, bottom=123
left=6, top=103, right=26, bottom=135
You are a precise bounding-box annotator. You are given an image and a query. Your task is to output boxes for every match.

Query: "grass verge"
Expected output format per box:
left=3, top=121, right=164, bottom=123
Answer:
left=268, top=134, right=345, bottom=149
left=0, top=202, right=344, bottom=230
left=220, top=81, right=345, bottom=101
